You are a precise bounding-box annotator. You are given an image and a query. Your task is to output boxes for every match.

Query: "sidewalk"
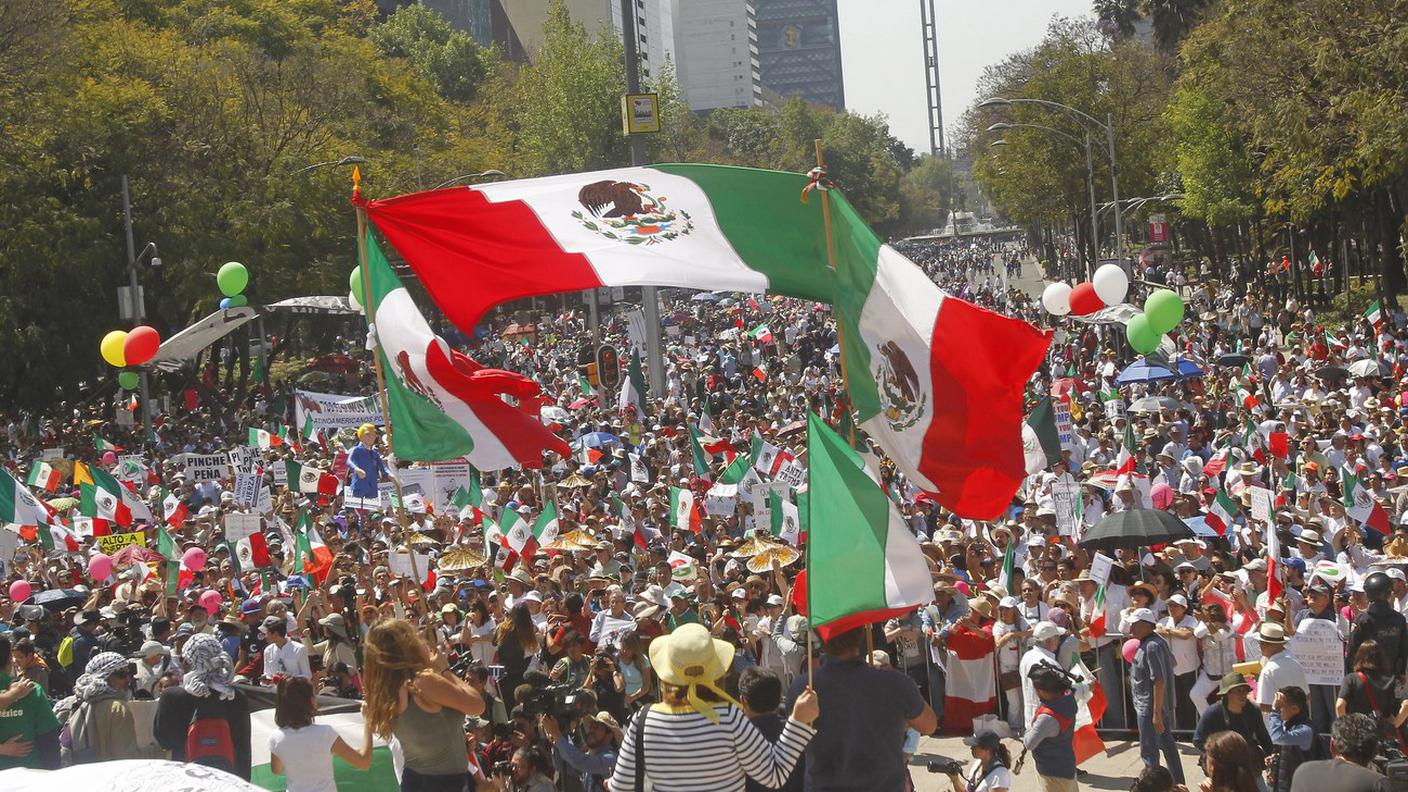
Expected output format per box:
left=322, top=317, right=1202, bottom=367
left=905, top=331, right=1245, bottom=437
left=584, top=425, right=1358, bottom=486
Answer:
left=909, top=734, right=1208, bottom=792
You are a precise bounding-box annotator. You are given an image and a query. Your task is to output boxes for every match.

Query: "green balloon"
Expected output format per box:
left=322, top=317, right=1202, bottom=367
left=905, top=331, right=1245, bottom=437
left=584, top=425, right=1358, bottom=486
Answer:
left=228, top=294, right=249, bottom=308
left=1144, top=289, right=1185, bottom=335
left=117, top=371, right=139, bottom=390
left=349, top=266, right=364, bottom=305
left=217, top=261, right=249, bottom=297
left=1126, top=313, right=1160, bottom=354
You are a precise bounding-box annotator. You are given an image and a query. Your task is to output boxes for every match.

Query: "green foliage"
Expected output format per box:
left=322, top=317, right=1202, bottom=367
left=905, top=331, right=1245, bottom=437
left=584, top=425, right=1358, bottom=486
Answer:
left=370, top=4, right=492, bottom=102
left=1164, top=85, right=1257, bottom=225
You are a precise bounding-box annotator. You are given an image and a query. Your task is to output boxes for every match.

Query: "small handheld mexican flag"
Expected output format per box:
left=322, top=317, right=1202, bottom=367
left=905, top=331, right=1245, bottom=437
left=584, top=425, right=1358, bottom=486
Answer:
left=995, top=540, right=1016, bottom=595
left=577, top=372, right=594, bottom=397
left=247, top=427, right=289, bottom=449
left=687, top=424, right=712, bottom=482
left=26, top=461, right=62, bottom=493
left=1088, top=583, right=1109, bottom=638
left=750, top=324, right=774, bottom=344
left=669, top=486, right=702, bottom=534
left=1205, top=488, right=1237, bottom=536
left=0, top=468, right=53, bottom=527
left=1365, top=300, right=1383, bottom=327
left=1343, top=467, right=1391, bottom=534
left=92, top=433, right=123, bottom=453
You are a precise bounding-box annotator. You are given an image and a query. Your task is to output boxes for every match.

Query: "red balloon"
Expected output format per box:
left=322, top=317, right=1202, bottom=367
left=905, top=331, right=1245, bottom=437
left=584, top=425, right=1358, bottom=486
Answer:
left=1068, top=282, right=1104, bottom=316
left=123, top=325, right=161, bottom=366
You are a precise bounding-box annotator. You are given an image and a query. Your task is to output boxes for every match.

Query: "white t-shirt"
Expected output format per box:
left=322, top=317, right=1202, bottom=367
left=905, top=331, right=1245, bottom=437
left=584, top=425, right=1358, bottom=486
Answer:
left=1256, top=651, right=1309, bottom=708
left=269, top=723, right=339, bottom=792
left=1160, top=614, right=1200, bottom=675
left=964, top=759, right=1013, bottom=792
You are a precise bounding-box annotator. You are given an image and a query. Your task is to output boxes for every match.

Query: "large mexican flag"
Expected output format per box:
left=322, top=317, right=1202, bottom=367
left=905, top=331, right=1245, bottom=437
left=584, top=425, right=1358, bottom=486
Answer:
left=365, top=165, right=1048, bottom=518
left=363, top=231, right=570, bottom=469
left=804, top=411, right=931, bottom=640
left=245, top=685, right=401, bottom=792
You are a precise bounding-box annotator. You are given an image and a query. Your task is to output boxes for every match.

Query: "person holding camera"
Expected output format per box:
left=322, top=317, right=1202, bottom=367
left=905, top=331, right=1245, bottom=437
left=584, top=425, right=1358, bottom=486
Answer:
left=483, top=746, right=555, bottom=792
left=540, top=709, right=622, bottom=792
left=944, top=731, right=1011, bottom=792
left=586, top=649, right=628, bottom=724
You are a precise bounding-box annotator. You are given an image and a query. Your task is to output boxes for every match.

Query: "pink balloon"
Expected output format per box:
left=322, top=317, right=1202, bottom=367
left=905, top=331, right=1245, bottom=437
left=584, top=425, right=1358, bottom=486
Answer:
left=183, top=547, right=207, bottom=572
left=1122, top=637, right=1142, bottom=664
left=954, top=580, right=971, bottom=596
left=101, top=451, right=117, bottom=466
left=199, top=589, right=223, bottom=614
left=1151, top=482, right=1174, bottom=510
left=88, top=553, right=113, bottom=581
left=8, top=579, right=31, bottom=602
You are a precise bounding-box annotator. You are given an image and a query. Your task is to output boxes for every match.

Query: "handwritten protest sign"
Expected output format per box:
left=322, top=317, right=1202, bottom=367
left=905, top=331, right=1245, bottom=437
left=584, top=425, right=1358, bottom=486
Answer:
left=96, top=531, right=144, bottom=555
left=1288, top=618, right=1344, bottom=686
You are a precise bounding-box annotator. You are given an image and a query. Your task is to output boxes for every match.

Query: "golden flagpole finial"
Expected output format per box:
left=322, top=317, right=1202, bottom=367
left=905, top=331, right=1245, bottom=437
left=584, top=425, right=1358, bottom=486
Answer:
left=351, top=166, right=362, bottom=199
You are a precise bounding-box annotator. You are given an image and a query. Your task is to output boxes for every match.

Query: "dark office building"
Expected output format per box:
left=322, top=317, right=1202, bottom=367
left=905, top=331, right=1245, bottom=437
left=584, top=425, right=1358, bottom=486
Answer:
left=753, top=0, right=845, bottom=109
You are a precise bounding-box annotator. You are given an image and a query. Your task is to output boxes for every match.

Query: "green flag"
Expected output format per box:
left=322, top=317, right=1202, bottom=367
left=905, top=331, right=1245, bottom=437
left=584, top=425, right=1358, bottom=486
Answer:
left=804, top=412, right=930, bottom=637
left=687, top=424, right=712, bottom=481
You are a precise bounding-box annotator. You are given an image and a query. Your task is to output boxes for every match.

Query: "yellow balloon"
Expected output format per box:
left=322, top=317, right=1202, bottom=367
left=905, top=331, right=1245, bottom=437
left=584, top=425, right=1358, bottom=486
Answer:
left=100, top=330, right=129, bottom=368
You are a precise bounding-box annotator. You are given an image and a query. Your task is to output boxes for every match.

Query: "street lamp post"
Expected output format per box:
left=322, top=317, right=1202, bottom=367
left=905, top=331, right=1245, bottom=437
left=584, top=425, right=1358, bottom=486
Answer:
left=979, top=97, right=1125, bottom=266
left=119, top=175, right=161, bottom=436
left=987, top=121, right=1100, bottom=279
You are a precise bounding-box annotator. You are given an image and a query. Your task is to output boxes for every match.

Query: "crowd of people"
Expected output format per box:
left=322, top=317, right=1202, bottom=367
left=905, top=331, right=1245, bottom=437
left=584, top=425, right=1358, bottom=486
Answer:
left=2, top=235, right=1408, bottom=792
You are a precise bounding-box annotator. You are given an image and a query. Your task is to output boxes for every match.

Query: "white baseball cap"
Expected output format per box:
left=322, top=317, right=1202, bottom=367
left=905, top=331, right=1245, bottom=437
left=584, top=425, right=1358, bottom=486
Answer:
left=1031, top=621, right=1066, bottom=641
left=1167, top=594, right=1188, bottom=608
left=1129, top=607, right=1158, bottom=624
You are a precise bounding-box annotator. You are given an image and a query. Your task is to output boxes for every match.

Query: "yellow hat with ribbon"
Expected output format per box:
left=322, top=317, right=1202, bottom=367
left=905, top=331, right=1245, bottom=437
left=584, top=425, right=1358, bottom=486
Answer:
left=648, top=623, right=740, bottom=723
left=357, top=423, right=377, bottom=439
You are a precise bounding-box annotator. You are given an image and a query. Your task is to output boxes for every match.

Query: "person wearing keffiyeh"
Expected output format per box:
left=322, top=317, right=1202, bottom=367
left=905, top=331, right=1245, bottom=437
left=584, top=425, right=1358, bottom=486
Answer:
left=152, top=633, right=253, bottom=779
left=57, top=651, right=140, bottom=763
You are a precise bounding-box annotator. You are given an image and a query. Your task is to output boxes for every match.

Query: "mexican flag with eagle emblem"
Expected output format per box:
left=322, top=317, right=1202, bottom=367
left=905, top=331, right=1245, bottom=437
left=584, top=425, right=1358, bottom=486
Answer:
left=362, top=230, right=570, bottom=470
left=362, top=165, right=1049, bottom=519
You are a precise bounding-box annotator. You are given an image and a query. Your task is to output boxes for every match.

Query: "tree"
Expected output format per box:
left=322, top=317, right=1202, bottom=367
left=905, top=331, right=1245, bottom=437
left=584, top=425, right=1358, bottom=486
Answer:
left=899, top=155, right=953, bottom=234
left=370, top=3, right=493, bottom=102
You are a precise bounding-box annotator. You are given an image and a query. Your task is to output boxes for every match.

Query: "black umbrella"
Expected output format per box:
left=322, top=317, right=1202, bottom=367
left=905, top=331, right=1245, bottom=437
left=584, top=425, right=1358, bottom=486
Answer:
left=1314, top=365, right=1348, bottom=382
left=1216, top=353, right=1251, bottom=368
left=1079, top=509, right=1195, bottom=552
left=33, top=588, right=87, bottom=610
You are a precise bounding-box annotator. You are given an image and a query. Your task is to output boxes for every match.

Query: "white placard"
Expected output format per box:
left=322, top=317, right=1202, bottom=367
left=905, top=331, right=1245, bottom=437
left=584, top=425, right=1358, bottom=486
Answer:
left=224, top=513, right=262, bottom=542
left=395, top=468, right=436, bottom=509
left=1051, top=477, right=1080, bottom=536
left=1288, top=618, right=1345, bottom=686
left=1249, top=486, right=1273, bottom=525
left=182, top=453, right=230, bottom=482
left=41, top=447, right=65, bottom=462
left=1089, top=552, right=1115, bottom=587
left=705, top=483, right=738, bottom=516
left=271, top=462, right=287, bottom=489
left=387, top=548, right=431, bottom=583
left=233, top=472, right=260, bottom=508
left=431, top=461, right=473, bottom=513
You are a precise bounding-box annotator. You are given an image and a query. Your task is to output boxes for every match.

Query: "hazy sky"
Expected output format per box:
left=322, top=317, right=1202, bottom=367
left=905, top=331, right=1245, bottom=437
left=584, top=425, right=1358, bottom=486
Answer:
left=837, top=0, right=1095, bottom=155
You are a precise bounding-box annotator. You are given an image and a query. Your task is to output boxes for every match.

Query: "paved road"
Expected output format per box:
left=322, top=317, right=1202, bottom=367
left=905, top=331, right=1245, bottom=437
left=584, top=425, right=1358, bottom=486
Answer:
left=909, top=733, right=1208, bottom=792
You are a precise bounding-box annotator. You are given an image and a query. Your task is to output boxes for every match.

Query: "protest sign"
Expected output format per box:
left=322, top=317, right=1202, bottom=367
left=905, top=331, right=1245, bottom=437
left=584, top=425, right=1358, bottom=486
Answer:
left=96, top=531, right=144, bottom=555
left=395, top=468, right=436, bottom=509
left=1054, top=398, right=1074, bottom=451
left=705, top=483, right=738, bottom=516
left=224, top=513, right=261, bottom=542
left=775, top=459, right=806, bottom=488
left=294, top=389, right=381, bottom=433
left=1051, top=477, right=1080, bottom=536
left=1288, top=618, right=1344, bottom=686
left=387, top=548, right=432, bottom=584
left=1089, top=552, right=1115, bottom=587
left=182, top=453, right=230, bottom=483
left=431, top=461, right=473, bottom=513
left=233, top=471, right=260, bottom=508
left=271, top=462, right=287, bottom=489
left=1249, top=486, right=1274, bottom=525
left=41, top=447, right=65, bottom=463
left=228, top=447, right=259, bottom=475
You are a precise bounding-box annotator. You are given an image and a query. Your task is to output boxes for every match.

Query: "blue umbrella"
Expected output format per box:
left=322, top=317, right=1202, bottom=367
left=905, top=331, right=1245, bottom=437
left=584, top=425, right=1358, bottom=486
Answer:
left=573, top=431, right=622, bottom=449
left=1116, top=359, right=1178, bottom=384
left=1175, top=358, right=1205, bottom=378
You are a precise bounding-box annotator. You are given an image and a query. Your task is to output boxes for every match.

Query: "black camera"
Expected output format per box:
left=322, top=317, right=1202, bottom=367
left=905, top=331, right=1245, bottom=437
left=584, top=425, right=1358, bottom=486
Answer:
left=926, top=758, right=964, bottom=775
left=520, top=682, right=588, bottom=721
left=491, top=760, right=513, bottom=777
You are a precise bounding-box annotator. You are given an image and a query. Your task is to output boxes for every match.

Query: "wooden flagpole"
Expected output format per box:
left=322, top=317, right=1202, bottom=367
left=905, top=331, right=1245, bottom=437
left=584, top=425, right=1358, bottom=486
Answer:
left=352, top=168, right=424, bottom=597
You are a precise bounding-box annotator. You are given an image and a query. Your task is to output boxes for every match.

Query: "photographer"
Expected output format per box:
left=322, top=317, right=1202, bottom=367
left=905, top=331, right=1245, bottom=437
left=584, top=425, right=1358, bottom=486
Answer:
left=484, top=746, right=555, bottom=792
left=586, top=649, right=627, bottom=724
left=540, top=709, right=621, bottom=792
left=945, top=731, right=1012, bottom=792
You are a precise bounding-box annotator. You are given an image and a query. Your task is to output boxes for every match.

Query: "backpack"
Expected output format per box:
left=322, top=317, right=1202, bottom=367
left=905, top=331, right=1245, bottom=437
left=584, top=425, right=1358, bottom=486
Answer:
left=185, top=696, right=236, bottom=772
left=56, top=635, right=75, bottom=668
left=58, top=698, right=100, bottom=765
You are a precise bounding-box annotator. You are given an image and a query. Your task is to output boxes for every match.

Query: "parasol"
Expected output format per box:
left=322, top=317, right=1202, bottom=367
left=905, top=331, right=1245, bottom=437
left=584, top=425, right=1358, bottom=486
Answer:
left=112, top=545, right=163, bottom=565
left=1079, top=509, right=1195, bottom=552
left=1348, top=359, right=1384, bottom=378
left=46, top=497, right=79, bottom=513
left=559, top=472, right=592, bottom=489
left=542, top=535, right=596, bottom=552
left=732, top=535, right=785, bottom=558
left=404, top=531, right=440, bottom=549
left=435, top=545, right=487, bottom=573
left=746, top=545, right=800, bottom=573
left=1128, top=396, right=1187, bottom=413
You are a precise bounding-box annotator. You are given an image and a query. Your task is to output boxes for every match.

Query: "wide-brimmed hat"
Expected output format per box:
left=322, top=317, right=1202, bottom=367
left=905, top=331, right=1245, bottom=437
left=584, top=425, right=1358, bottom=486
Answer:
left=1257, top=622, right=1287, bottom=644
left=319, top=612, right=349, bottom=638
left=647, top=623, right=739, bottom=722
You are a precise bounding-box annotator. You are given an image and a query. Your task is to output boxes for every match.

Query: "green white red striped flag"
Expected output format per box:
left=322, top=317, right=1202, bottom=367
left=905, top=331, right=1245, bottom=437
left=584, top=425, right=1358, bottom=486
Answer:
left=803, top=411, right=930, bottom=639
left=1343, top=467, right=1391, bottom=534
left=1365, top=300, right=1383, bottom=326
left=1205, top=489, right=1237, bottom=536
left=0, top=467, right=53, bottom=527
left=91, top=433, right=123, bottom=453
left=247, top=427, right=285, bottom=449
left=669, top=486, right=701, bottom=534
left=26, top=461, right=62, bottom=492
left=364, top=164, right=1049, bottom=520
left=617, top=349, right=647, bottom=420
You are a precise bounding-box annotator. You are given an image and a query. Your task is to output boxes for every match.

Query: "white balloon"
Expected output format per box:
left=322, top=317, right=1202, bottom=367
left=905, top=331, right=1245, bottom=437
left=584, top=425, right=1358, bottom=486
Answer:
left=348, top=289, right=363, bottom=313
left=1092, top=263, right=1129, bottom=305
left=1042, top=282, right=1073, bottom=316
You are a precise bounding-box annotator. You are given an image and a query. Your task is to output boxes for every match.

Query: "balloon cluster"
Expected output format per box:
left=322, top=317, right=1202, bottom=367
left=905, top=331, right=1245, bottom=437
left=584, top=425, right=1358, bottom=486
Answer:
left=217, top=262, right=250, bottom=310
left=1041, top=264, right=1129, bottom=317
left=1125, top=289, right=1185, bottom=355
left=100, top=325, right=161, bottom=390
left=348, top=266, right=365, bottom=314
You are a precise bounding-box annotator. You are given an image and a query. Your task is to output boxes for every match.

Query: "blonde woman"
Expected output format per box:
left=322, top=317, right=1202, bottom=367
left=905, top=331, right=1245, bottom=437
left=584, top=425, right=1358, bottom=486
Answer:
left=363, top=619, right=484, bottom=792
left=607, top=623, right=818, bottom=792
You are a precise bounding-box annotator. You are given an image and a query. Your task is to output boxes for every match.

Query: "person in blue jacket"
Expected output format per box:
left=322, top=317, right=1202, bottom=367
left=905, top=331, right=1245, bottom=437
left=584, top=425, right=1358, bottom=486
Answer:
left=347, top=424, right=389, bottom=500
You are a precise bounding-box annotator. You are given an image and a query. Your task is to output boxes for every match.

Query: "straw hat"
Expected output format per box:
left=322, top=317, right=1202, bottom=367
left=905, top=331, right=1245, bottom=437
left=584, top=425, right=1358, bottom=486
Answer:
left=648, top=623, right=740, bottom=722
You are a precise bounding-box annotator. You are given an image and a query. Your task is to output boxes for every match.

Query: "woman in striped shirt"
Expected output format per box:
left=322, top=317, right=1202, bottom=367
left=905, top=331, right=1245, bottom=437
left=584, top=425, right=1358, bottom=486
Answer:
left=608, top=623, right=819, bottom=792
